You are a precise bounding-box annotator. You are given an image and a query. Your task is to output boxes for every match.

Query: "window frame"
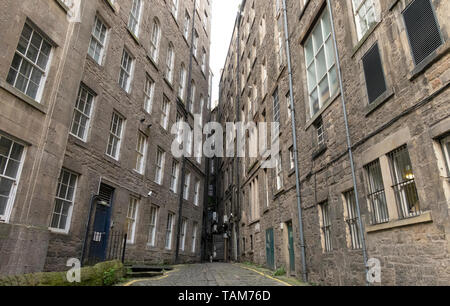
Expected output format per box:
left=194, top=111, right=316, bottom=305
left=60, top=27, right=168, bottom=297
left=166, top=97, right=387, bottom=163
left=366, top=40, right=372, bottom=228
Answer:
left=126, top=197, right=139, bottom=244
left=303, top=6, right=338, bottom=118
left=119, top=48, right=134, bottom=93
left=155, top=148, right=166, bottom=185
left=147, top=205, right=159, bottom=247
left=128, top=0, right=143, bottom=38
left=88, top=15, right=108, bottom=65
left=0, top=135, right=26, bottom=223
left=134, top=132, right=148, bottom=175
left=106, top=111, right=125, bottom=160
left=7, top=22, right=53, bottom=102
left=70, top=85, right=95, bottom=142
left=165, top=212, right=174, bottom=250
left=320, top=201, right=332, bottom=253
left=49, top=168, right=78, bottom=233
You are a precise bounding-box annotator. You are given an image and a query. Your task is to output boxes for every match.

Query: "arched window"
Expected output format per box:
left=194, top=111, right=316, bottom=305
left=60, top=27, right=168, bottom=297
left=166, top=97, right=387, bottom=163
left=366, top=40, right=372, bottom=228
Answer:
left=178, top=63, right=186, bottom=100
left=165, top=42, right=174, bottom=83
left=149, top=19, right=161, bottom=62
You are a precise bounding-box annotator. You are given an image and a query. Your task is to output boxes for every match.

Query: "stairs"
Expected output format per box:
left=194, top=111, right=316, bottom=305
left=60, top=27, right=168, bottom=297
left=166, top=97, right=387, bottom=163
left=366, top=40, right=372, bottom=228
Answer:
left=126, top=265, right=173, bottom=279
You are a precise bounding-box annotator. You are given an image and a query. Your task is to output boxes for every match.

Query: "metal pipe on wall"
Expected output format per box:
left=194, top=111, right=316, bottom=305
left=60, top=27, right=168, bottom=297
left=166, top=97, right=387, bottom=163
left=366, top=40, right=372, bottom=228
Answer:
left=281, top=0, right=308, bottom=283
left=326, top=0, right=370, bottom=285
left=175, top=0, right=197, bottom=264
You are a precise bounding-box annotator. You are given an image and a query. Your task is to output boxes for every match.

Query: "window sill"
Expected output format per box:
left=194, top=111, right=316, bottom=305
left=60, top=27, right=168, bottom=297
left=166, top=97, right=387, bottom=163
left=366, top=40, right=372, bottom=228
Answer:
left=248, top=219, right=260, bottom=226
left=366, top=211, right=433, bottom=233
left=288, top=168, right=295, bottom=177
left=55, top=0, right=70, bottom=12
left=49, top=228, right=69, bottom=235
left=147, top=54, right=159, bottom=71
left=312, top=144, right=327, bottom=160
left=351, top=21, right=381, bottom=58
left=273, top=188, right=285, bottom=200
left=68, top=134, right=89, bottom=149
left=365, top=88, right=395, bottom=117
left=0, top=79, right=47, bottom=114
left=103, top=154, right=121, bottom=166
left=164, top=77, right=174, bottom=91
left=408, top=41, right=450, bottom=81
left=104, top=0, right=119, bottom=13
left=305, top=91, right=340, bottom=130
left=127, top=28, right=141, bottom=46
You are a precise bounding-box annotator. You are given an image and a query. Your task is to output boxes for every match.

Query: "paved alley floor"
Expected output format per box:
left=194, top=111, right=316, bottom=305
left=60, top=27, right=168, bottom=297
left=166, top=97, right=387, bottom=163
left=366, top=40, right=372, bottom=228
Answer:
left=126, top=263, right=290, bottom=286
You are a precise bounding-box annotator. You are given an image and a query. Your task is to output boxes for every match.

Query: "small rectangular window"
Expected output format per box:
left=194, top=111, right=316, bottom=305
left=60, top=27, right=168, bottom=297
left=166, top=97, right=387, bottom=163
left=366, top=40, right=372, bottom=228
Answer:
left=403, top=0, right=443, bottom=65
left=362, top=43, right=387, bottom=104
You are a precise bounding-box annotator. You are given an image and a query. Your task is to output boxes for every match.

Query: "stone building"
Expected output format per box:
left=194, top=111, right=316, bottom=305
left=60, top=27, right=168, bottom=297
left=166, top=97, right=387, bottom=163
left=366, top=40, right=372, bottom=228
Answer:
left=217, top=0, right=450, bottom=285
left=0, top=0, right=212, bottom=276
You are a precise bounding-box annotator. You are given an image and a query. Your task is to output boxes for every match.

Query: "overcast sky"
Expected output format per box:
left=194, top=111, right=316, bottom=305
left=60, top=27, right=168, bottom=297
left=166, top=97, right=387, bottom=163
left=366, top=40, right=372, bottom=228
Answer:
left=210, top=0, right=241, bottom=108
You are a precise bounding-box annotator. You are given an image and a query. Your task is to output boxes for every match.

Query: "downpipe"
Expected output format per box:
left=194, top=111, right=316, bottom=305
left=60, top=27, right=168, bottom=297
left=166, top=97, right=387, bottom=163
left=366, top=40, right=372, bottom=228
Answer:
left=281, top=0, right=308, bottom=283
left=326, top=0, right=370, bottom=285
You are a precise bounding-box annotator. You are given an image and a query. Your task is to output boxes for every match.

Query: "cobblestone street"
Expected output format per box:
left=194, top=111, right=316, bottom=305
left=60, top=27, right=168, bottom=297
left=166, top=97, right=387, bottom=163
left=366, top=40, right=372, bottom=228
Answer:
left=126, top=263, right=290, bottom=286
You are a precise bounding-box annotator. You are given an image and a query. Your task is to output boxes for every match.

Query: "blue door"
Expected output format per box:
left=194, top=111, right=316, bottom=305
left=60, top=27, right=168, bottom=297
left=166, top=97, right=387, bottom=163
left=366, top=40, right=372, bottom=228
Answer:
left=89, top=203, right=110, bottom=262
left=87, top=184, right=114, bottom=265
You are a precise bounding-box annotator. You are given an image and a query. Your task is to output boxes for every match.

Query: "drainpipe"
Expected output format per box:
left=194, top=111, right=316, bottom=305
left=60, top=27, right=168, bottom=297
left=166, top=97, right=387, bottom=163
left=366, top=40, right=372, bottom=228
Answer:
left=281, top=0, right=308, bottom=283
left=234, top=1, right=246, bottom=262
left=175, top=0, right=197, bottom=264
left=326, top=0, right=369, bottom=285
